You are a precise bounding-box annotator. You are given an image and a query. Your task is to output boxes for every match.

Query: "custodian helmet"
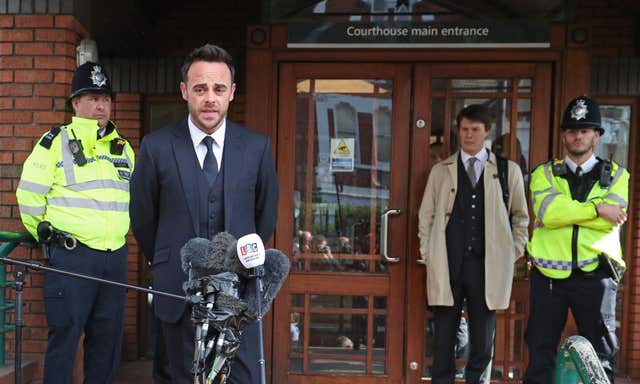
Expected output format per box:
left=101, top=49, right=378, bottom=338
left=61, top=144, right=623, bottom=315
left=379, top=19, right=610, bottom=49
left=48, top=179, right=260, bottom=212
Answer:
left=560, top=96, right=604, bottom=134
left=69, top=61, right=112, bottom=99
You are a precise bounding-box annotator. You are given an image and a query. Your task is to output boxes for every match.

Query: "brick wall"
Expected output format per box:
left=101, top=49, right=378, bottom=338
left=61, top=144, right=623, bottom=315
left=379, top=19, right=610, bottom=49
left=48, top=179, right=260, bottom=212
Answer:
left=111, top=94, right=142, bottom=361
left=0, top=14, right=84, bottom=381
left=575, top=0, right=636, bottom=56
left=0, top=14, right=142, bottom=382
left=631, top=155, right=640, bottom=378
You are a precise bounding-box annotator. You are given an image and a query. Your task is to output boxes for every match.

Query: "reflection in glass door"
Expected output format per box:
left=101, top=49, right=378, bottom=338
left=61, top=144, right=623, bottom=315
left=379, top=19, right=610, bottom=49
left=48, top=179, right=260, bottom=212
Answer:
left=292, top=80, right=392, bottom=274
left=292, top=79, right=392, bottom=374
left=274, top=64, right=410, bottom=384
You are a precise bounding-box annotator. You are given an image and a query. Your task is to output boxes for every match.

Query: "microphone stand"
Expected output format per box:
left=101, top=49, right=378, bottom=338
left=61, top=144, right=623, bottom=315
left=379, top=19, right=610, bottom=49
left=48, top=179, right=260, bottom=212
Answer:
left=0, top=256, right=187, bottom=301
left=0, top=256, right=188, bottom=384
left=252, top=265, right=267, bottom=384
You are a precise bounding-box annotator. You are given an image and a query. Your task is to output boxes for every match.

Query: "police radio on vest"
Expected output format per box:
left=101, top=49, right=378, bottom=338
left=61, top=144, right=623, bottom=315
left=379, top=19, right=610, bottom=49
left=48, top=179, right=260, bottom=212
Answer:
left=237, top=233, right=265, bottom=269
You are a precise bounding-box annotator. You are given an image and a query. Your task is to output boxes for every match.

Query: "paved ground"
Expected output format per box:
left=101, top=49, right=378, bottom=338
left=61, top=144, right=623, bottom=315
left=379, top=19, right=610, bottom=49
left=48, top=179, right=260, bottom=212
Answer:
left=116, top=359, right=639, bottom=383
left=117, top=359, right=154, bottom=384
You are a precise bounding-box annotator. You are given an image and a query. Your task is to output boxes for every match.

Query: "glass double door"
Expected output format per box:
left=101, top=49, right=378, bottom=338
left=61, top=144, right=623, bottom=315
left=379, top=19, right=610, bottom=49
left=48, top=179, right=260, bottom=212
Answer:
left=273, top=62, right=552, bottom=383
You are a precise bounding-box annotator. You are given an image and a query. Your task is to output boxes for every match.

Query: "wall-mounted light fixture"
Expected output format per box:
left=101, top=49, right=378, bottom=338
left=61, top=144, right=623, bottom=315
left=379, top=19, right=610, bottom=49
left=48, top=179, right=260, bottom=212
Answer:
left=76, top=39, right=99, bottom=66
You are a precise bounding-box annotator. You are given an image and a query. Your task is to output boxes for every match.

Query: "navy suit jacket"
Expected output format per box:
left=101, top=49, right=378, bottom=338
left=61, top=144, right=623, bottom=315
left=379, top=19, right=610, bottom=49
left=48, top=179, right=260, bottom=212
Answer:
left=130, top=119, right=279, bottom=322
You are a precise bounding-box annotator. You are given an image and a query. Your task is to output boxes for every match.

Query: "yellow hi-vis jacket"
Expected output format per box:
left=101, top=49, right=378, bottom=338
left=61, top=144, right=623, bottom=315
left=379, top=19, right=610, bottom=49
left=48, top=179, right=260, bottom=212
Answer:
left=16, top=116, right=134, bottom=251
left=527, top=159, right=628, bottom=279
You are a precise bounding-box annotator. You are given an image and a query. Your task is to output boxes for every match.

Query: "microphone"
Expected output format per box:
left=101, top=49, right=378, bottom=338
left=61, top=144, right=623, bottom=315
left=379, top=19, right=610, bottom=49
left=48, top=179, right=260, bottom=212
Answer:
left=180, top=232, right=240, bottom=281
left=244, top=249, right=290, bottom=319
left=236, top=233, right=266, bottom=270
left=236, top=235, right=289, bottom=384
left=180, top=237, right=211, bottom=279
left=180, top=232, right=247, bottom=379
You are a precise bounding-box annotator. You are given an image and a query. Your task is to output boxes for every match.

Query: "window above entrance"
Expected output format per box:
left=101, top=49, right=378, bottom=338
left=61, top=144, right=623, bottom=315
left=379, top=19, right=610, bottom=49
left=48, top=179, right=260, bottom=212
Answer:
left=265, top=0, right=573, bottom=23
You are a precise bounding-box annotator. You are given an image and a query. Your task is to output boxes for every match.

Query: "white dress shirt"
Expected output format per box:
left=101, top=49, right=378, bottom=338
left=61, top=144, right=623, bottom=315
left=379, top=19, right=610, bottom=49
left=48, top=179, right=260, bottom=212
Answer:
left=187, top=116, right=226, bottom=169
left=460, top=148, right=489, bottom=185
left=565, top=154, right=598, bottom=175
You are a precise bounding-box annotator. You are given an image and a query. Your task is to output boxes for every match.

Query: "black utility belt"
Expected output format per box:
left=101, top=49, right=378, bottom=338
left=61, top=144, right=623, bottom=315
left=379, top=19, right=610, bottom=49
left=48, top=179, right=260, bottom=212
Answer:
left=47, top=241, right=120, bottom=254
left=38, top=221, right=77, bottom=252
left=569, top=268, right=599, bottom=279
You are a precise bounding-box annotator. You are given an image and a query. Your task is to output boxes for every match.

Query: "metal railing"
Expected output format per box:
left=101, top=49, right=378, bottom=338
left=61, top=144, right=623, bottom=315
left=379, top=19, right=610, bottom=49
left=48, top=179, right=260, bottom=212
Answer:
left=0, top=231, right=34, bottom=367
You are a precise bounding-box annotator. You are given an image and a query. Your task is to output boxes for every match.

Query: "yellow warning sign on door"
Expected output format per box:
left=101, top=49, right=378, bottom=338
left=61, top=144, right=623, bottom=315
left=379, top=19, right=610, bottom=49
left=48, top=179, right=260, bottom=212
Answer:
left=330, top=138, right=354, bottom=172
left=334, top=139, right=351, bottom=155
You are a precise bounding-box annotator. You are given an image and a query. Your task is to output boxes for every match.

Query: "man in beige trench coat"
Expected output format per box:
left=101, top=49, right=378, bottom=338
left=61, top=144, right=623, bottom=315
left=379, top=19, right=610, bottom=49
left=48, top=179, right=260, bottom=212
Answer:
left=418, top=104, right=529, bottom=384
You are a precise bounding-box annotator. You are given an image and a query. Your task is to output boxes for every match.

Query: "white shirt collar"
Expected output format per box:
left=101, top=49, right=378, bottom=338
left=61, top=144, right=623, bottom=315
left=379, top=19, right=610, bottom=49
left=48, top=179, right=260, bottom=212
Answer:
left=187, top=116, right=226, bottom=168
left=460, top=148, right=489, bottom=164
left=564, top=154, right=598, bottom=174
left=187, top=116, right=226, bottom=148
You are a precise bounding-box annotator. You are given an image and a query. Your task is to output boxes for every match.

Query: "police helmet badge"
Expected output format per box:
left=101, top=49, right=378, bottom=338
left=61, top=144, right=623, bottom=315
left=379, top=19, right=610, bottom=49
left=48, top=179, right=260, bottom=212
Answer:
left=570, top=99, right=588, bottom=121
left=90, top=65, right=107, bottom=88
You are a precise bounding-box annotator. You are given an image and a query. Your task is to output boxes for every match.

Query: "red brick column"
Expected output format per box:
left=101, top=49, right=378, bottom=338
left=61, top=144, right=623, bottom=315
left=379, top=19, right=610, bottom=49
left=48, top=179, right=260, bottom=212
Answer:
left=630, top=158, right=640, bottom=378
left=112, top=94, right=143, bottom=360
left=575, top=0, right=635, bottom=56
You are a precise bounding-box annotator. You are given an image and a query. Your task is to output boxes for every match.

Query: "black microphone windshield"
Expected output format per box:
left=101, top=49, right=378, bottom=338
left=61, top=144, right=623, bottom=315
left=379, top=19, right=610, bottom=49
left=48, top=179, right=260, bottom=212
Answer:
left=208, top=231, right=247, bottom=276
left=180, top=237, right=211, bottom=276
left=213, top=232, right=251, bottom=278
left=244, top=248, right=290, bottom=319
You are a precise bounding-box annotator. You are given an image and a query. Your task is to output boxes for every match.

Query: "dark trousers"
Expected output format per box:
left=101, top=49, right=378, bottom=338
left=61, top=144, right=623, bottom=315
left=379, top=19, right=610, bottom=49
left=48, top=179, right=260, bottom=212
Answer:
left=524, top=268, right=619, bottom=384
left=152, top=307, right=172, bottom=384
left=43, top=243, right=127, bottom=384
left=161, top=307, right=261, bottom=383
left=432, top=258, right=495, bottom=384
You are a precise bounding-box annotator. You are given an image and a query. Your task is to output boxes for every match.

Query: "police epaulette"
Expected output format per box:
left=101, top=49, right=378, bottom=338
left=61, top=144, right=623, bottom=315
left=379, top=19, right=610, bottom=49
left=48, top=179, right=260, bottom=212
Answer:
left=110, top=135, right=129, bottom=155
left=39, top=126, right=62, bottom=149
left=531, top=160, right=557, bottom=174
left=550, top=159, right=568, bottom=176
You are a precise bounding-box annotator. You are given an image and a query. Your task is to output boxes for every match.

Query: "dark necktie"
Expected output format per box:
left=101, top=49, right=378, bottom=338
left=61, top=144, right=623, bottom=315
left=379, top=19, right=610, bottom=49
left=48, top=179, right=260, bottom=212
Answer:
left=202, top=136, right=218, bottom=185
left=467, top=157, right=478, bottom=187
left=576, top=166, right=582, bottom=177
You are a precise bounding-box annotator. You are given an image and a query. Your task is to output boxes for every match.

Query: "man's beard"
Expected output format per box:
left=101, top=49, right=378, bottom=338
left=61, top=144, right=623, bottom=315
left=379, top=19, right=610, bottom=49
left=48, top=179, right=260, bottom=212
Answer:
left=567, top=138, right=595, bottom=157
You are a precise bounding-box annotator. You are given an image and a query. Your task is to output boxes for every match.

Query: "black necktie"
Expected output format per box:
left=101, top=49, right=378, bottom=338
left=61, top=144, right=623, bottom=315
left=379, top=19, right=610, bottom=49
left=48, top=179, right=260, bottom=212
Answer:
left=202, top=136, right=218, bottom=185
left=576, top=166, right=582, bottom=177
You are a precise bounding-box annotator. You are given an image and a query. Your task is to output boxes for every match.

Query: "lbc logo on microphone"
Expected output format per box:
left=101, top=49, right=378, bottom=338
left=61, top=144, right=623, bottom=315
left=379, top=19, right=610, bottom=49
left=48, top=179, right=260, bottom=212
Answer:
left=240, top=243, right=259, bottom=256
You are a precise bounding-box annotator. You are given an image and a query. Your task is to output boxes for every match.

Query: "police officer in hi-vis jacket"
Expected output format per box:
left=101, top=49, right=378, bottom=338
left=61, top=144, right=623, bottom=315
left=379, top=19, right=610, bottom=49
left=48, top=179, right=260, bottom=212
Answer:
left=16, top=62, right=133, bottom=383
left=524, top=96, right=628, bottom=383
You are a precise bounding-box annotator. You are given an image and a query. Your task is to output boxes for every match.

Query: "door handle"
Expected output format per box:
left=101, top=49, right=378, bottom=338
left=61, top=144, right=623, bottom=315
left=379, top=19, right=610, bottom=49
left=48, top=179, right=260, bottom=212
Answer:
left=381, top=209, right=401, bottom=263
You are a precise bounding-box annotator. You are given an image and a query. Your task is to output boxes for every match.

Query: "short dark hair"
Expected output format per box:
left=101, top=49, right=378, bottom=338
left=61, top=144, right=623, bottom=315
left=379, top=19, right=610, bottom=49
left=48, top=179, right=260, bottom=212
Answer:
left=181, top=44, right=235, bottom=84
left=456, top=104, right=492, bottom=131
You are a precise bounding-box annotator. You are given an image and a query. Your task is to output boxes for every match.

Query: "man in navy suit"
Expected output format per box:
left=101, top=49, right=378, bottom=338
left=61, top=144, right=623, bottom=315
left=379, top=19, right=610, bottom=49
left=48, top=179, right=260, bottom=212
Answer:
left=130, top=44, right=279, bottom=383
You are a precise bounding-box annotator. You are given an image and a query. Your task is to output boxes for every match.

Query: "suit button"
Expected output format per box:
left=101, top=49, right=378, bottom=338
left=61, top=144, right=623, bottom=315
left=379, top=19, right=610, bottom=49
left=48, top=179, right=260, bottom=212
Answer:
left=472, top=194, right=476, bottom=199
left=471, top=204, right=476, bottom=208
left=467, top=246, right=472, bottom=251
